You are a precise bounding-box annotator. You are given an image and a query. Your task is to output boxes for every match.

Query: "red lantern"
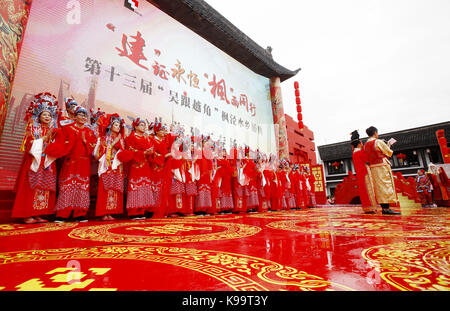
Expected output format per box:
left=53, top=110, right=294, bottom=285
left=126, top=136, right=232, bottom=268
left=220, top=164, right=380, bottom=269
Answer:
left=332, top=161, right=340, bottom=169
left=295, top=97, right=301, bottom=105
left=294, top=81, right=299, bottom=89
left=295, top=89, right=300, bottom=97
left=296, top=105, right=302, bottom=113
left=397, top=153, right=406, bottom=160
left=298, top=121, right=304, bottom=129
left=297, top=113, right=303, bottom=121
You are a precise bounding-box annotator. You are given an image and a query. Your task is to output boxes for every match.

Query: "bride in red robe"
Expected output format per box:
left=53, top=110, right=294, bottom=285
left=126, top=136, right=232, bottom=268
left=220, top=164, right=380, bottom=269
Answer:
left=255, top=155, right=269, bottom=213
left=124, top=117, right=155, bottom=219
left=242, top=148, right=259, bottom=212
left=218, top=148, right=234, bottom=213
left=168, top=134, right=189, bottom=217
left=232, top=148, right=248, bottom=213
left=48, top=106, right=97, bottom=222
left=94, top=114, right=126, bottom=220
left=266, top=156, right=282, bottom=211
left=195, top=136, right=214, bottom=214
left=150, top=123, right=174, bottom=218
left=291, top=164, right=306, bottom=209
left=12, top=93, right=59, bottom=224
left=261, top=156, right=273, bottom=212
left=351, top=131, right=377, bottom=213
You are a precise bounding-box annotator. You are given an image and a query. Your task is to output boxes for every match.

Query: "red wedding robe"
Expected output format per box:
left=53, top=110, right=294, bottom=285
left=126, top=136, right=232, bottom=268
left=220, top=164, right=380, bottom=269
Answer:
left=12, top=125, right=57, bottom=219
left=150, top=134, right=174, bottom=218
left=217, top=158, right=234, bottom=211
left=47, top=123, right=97, bottom=218
left=124, top=132, right=154, bottom=216
left=95, top=133, right=125, bottom=217
left=242, top=159, right=259, bottom=211
left=352, top=148, right=377, bottom=210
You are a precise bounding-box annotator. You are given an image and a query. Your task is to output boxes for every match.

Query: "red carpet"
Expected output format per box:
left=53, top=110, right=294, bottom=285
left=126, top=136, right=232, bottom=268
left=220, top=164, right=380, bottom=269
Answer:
left=0, top=205, right=448, bottom=291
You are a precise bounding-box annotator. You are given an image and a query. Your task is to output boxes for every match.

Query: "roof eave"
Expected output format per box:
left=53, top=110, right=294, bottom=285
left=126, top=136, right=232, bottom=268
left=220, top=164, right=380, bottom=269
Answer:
left=149, top=0, right=299, bottom=81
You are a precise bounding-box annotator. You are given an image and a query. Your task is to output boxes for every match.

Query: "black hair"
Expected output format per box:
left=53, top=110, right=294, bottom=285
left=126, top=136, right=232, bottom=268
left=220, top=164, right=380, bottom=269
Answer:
left=350, top=130, right=361, bottom=148
left=351, top=140, right=361, bottom=148
left=366, top=126, right=378, bottom=137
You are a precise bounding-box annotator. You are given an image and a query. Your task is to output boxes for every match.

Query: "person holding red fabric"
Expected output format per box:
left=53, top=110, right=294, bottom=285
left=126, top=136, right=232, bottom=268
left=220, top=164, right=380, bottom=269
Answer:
left=242, top=147, right=259, bottom=212
left=12, top=93, right=59, bottom=224
left=150, top=123, right=174, bottom=218
left=298, top=168, right=309, bottom=210
left=261, top=156, right=273, bottom=212
left=290, top=164, right=305, bottom=209
left=232, top=147, right=248, bottom=213
left=255, top=154, right=269, bottom=213
left=218, top=148, right=234, bottom=213
left=285, top=162, right=297, bottom=209
left=183, top=137, right=200, bottom=215
left=195, top=135, right=214, bottom=215
left=350, top=130, right=377, bottom=213
left=304, top=166, right=317, bottom=208
left=266, top=156, right=282, bottom=211
left=50, top=106, right=97, bottom=222
left=277, top=161, right=289, bottom=210
left=124, top=117, right=155, bottom=219
left=94, top=114, right=126, bottom=220
left=210, top=156, right=222, bottom=215
left=167, top=133, right=189, bottom=217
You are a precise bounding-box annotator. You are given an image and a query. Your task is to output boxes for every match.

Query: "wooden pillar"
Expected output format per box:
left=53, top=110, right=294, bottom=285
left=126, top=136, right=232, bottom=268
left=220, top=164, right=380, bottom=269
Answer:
left=0, top=0, right=32, bottom=139
left=270, top=76, right=289, bottom=160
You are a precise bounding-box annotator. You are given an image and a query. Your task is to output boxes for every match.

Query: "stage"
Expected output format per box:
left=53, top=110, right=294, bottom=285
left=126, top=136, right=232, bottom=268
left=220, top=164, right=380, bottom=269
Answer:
left=0, top=205, right=448, bottom=291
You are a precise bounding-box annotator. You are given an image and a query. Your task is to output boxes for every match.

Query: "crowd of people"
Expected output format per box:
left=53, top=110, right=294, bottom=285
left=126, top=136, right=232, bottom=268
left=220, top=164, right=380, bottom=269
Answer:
left=11, top=92, right=318, bottom=224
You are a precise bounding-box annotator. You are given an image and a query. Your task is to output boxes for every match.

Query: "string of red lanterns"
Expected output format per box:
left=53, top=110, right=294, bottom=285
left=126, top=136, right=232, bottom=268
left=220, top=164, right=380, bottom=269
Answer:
left=294, top=81, right=304, bottom=129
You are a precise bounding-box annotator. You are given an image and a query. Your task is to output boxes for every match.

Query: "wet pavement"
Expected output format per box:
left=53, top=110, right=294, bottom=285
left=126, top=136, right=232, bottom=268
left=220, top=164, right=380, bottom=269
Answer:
left=0, top=205, right=448, bottom=291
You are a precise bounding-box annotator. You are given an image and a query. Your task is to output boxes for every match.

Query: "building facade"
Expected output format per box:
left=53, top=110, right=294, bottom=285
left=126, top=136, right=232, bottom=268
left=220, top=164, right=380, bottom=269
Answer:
left=318, top=122, right=450, bottom=196
left=285, top=114, right=317, bottom=165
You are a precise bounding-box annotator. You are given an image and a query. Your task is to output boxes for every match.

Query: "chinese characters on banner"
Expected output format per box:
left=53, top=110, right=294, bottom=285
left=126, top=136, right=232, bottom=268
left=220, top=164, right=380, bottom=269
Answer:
left=111, top=31, right=257, bottom=117
left=82, top=29, right=265, bottom=148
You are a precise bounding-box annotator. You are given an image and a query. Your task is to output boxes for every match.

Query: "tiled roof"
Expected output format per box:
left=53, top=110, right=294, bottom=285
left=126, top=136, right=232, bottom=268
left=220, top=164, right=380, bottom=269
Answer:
left=150, top=0, right=300, bottom=81
left=318, top=121, right=450, bottom=161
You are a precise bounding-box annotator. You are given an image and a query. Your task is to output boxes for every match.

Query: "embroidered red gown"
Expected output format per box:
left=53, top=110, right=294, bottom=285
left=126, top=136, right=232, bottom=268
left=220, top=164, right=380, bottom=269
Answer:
left=232, top=160, right=248, bottom=213
left=12, top=125, right=57, bottom=219
left=262, top=167, right=272, bottom=211
left=124, top=132, right=154, bottom=216
left=217, top=158, right=234, bottom=212
left=291, top=170, right=306, bottom=209
left=298, top=173, right=309, bottom=208
left=277, top=171, right=289, bottom=210
left=95, top=133, right=125, bottom=217
left=306, top=174, right=317, bottom=207
left=151, top=134, right=174, bottom=218
left=195, top=155, right=213, bottom=213
left=49, top=123, right=97, bottom=218
left=243, top=159, right=259, bottom=211
left=267, top=169, right=282, bottom=211
left=256, top=167, right=269, bottom=213
left=184, top=158, right=199, bottom=214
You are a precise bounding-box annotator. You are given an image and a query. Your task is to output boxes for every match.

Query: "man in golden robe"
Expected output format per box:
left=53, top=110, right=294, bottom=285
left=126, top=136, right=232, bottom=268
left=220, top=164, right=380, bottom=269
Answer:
left=364, top=126, right=400, bottom=215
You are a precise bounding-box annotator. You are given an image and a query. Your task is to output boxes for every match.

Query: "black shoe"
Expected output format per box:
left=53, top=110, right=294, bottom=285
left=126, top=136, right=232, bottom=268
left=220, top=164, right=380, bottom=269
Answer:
left=54, top=217, right=66, bottom=223
left=75, top=216, right=88, bottom=222
left=382, top=209, right=401, bottom=215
